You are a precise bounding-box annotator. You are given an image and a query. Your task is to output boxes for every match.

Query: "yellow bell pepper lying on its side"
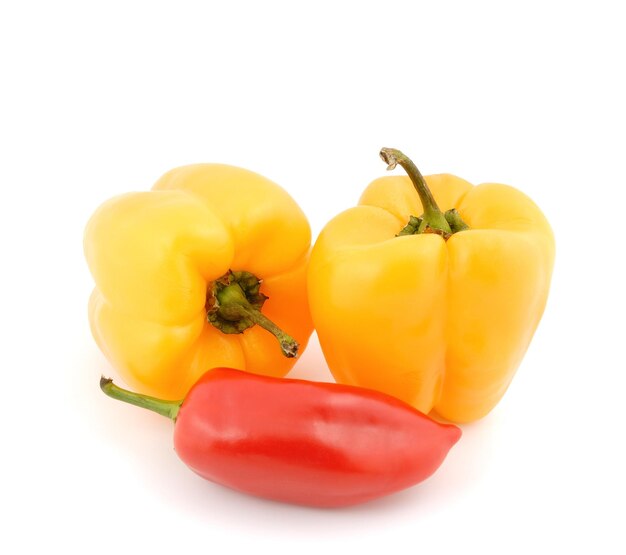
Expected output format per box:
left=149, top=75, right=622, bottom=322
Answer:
left=308, top=148, right=555, bottom=423
left=85, top=164, right=313, bottom=399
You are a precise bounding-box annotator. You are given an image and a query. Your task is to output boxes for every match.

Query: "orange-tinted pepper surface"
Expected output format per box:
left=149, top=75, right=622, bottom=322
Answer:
left=85, top=164, right=313, bottom=399
left=308, top=149, right=555, bottom=423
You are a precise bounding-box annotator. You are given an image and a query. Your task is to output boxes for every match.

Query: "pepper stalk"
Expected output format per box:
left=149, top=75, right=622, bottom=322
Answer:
left=206, top=270, right=299, bottom=358
left=380, top=147, right=469, bottom=238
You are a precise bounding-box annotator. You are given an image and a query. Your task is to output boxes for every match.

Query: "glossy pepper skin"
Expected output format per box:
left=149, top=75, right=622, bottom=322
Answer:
left=101, top=368, right=461, bottom=508
left=308, top=149, right=555, bottom=423
left=85, top=164, right=313, bottom=399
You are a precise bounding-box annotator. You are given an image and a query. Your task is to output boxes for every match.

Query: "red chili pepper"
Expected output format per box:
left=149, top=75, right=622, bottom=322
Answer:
left=100, top=368, right=461, bottom=507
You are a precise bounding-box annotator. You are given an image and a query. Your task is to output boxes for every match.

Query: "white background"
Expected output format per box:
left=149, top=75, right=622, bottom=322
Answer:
left=1, top=1, right=625, bottom=553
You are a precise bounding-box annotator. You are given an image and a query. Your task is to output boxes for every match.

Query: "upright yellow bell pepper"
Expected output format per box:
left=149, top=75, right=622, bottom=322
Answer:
left=85, top=164, right=313, bottom=399
left=308, top=148, right=555, bottom=423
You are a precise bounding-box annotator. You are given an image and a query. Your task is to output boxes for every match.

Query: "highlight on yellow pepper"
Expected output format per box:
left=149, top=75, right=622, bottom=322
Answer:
left=84, top=164, right=313, bottom=399
left=307, top=148, right=555, bottom=423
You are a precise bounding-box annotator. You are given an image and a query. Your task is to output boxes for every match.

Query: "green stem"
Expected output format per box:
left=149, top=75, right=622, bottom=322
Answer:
left=445, top=208, right=470, bottom=233
left=226, top=299, right=299, bottom=358
left=208, top=273, right=299, bottom=358
left=380, top=147, right=452, bottom=234
left=100, top=377, right=182, bottom=420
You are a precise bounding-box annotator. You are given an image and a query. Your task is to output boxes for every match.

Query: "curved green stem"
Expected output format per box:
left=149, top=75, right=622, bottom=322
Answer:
left=100, top=377, right=182, bottom=420
left=239, top=307, right=299, bottom=358
left=216, top=285, right=299, bottom=357
left=380, top=147, right=452, bottom=234
left=207, top=271, right=299, bottom=358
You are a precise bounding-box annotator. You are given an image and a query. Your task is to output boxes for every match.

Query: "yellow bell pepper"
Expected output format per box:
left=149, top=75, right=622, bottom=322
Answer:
left=308, top=148, right=555, bottom=423
left=84, top=164, right=313, bottom=399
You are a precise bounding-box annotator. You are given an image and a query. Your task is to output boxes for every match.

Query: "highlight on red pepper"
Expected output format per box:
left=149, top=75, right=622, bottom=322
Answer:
left=100, top=368, right=461, bottom=508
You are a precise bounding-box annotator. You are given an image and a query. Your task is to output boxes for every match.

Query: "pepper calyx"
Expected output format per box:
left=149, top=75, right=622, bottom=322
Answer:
left=207, top=271, right=268, bottom=334
left=380, top=147, right=470, bottom=240
left=206, top=270, right=299, bottom=358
